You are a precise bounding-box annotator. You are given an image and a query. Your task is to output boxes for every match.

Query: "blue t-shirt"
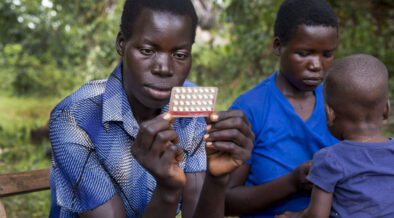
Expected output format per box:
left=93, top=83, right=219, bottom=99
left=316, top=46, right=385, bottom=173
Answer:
left=308, top=139, right=394, bottom=218
left=49, top=63, right=207, bottom=217
left=230, top=72, right=338, bottom=217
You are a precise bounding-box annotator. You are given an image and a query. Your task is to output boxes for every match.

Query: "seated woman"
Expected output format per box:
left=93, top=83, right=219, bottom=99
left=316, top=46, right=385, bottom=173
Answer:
left=49, top=0, right=254, bottom=217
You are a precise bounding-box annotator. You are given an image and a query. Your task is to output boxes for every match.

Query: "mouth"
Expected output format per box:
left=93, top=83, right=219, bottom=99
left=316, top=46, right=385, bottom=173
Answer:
left=303, top=78, right=323, bottom=86
left=145, top=85, right=172, bottom=100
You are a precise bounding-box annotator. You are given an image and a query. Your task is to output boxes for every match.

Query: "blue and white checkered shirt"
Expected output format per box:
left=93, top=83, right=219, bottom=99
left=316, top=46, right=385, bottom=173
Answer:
left=49, top=63, right=207, bottom=217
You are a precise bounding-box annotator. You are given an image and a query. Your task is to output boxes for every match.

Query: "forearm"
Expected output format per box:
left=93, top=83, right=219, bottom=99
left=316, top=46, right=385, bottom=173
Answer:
left=143, top=185, right=183, bottom=218
left=299, top=208, right=321, bottom=218
left=225, top=173, right=297, bottom=216
left=298, top=207, right=329, bottom=218
left=299, top=186, right=332, bottom=218
left=193, top=172, right=230, bottom=218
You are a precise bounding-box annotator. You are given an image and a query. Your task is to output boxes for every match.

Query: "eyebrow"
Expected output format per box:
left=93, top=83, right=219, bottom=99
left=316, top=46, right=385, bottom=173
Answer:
left=297, top=48, right=337, bottom=52
left=325, top=48, right=337, bottom=51
left=142, top=38, right=191, bottom=50
left=143, top=39, right=159, bottom=48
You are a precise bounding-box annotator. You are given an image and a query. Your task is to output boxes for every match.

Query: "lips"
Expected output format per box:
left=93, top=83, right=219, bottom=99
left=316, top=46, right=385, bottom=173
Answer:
left=303, top=78, right=323, bottom=86
left=145, top=85, right=172, bottom=100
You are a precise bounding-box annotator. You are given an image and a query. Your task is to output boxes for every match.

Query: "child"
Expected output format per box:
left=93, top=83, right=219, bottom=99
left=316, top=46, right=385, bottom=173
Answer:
left=225, top=0, right=339, bottom=217
left=49, top=0, right=254, bottom=217
left=277, top=54, right=394, bottom=218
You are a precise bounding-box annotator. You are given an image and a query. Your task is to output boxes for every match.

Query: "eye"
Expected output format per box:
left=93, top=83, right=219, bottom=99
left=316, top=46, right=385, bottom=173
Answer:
left=296, top=51, right=309, bottom=57
left=173, top=51, right=189, bottom=60
left=139, top=48, right=154, bottom=56
left=323, top=51, right=334, bottom=58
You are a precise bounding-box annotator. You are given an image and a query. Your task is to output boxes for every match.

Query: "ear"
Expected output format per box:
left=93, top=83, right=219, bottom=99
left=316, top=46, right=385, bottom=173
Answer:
left=273, top=37, right=281, bottom=56
left=383, top=100, right=390, bottom=120
left=116, top=32, right=126, bottom=56
left=325, top=103, right=336, bottom=127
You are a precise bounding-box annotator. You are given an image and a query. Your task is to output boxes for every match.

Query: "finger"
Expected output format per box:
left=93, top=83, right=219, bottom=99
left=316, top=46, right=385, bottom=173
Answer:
left=206, top=116, right=254, bottom=139
left=204, top=129, right=253, bottom=150
left=206, top=141, right=250, bottom=163
left=205, top=141, right=239, bottom=153
left=208, top=154, right=242, bottom=176
left=206, top=112, right=219, bottom=124
left=160, top=144, right=180, bottom=164
left=175, top=146, right=184, bottom=162
left=207, top=110, right=251, bottom=128
left=303, top=161, right=312, bottom=174
left=305, top=183, right=313, bottom=192
left=160, top=112, right=176, bottom=124
left=160, top=112, right=176, bottom=129
left=136, top=117, right=172, bottom=151
left=150, top=129, right=179, bottom=157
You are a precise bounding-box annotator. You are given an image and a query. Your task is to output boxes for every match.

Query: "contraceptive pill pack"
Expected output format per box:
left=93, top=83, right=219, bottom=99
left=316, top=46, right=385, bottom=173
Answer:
left=169, top=87, right=218, bottom=117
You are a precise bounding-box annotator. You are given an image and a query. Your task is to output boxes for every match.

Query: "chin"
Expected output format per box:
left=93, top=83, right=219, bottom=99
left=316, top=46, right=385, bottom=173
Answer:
left=302, top=85, right=319, bottom=92
left=145, top=99, right=170, bottom=109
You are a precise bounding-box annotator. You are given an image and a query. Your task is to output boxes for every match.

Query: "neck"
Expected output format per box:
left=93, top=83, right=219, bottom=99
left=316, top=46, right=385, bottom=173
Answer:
left=128, top=97, right=161, bottom=124
left=342, top=128, right=387, bottom=143
left=276, top=72, right=314, bottom=98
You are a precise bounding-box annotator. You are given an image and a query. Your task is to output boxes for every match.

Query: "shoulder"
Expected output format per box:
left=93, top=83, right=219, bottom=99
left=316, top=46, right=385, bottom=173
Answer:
left=231, top=73, right=276, bottom=110
left=50, top=79, right=107, bottom=119
left=183, top=80, right=198, bottom=87
left=230, top=73, right=276, bottom=126
left=313, top=142, right=341, bottom=159
left=311, top=142, right=345, bottom=172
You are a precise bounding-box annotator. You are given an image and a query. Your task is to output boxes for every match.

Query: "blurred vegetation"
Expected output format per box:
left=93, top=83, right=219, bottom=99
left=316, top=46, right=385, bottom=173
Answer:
left=0, top=0, right=392, bottom=217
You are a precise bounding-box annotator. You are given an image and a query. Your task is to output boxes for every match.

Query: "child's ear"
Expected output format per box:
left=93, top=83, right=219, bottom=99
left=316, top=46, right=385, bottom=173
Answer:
left=273, top=37, right=281, bottom=56
left=383, top=100, right=390, bottom=120
left=116, top=31, right=126, bottom=56
left=325, top=104, right=335, bottom=127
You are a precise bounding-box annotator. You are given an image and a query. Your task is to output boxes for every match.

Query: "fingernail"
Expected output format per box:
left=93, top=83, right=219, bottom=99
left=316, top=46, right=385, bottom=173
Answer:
left=210, top=112, right=219, bottom=122
left=204, top=134, right=209, bottom=140
left=206, top=124, right=212, bottom=132
left=173, top=137, right=180, bottom=144
left=206, top=141, right=213, bottom=147
left=162, top=113, right=172, bottom=121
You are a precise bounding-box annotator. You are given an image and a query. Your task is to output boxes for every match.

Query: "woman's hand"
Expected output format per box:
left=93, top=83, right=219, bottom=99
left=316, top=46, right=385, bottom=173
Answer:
left=131, top=113, right=185, bottom=195
left=204, top=110, right=254, bottom=177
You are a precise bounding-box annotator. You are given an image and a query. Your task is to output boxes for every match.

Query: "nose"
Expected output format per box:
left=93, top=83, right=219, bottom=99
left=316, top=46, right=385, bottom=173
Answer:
left=308, top=56, right=322, bottom=72
left=152, top=53, right=173, bottom=77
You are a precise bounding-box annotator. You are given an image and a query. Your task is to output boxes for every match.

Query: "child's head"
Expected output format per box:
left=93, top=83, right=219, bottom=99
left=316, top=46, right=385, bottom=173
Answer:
left=273, top=0, right=339, bottom=92
left=324, top=54, right=390, bottom=140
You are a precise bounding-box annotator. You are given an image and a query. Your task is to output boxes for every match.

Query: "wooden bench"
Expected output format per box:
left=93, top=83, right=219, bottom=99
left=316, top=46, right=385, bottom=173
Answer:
left=0, top=168, right=50, bottom=218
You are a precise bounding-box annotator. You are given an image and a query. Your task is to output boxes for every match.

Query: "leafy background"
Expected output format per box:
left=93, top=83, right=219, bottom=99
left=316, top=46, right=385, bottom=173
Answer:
left=0, top=0, right=392, bottom=217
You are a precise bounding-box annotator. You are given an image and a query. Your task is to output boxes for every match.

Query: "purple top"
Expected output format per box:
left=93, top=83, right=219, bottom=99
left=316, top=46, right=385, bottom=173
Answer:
left=308, top=139, right=394, bottom=217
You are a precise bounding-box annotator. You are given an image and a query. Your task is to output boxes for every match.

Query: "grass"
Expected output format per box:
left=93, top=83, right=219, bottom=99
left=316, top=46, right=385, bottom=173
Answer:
left=0, top=93, right=61, bottom=218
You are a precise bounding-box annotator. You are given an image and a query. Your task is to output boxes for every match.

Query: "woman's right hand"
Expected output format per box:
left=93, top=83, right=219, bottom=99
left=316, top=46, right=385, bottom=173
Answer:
left=290, top=160, right=313, bottom=194
left=131, top=113, right=186, bottom=194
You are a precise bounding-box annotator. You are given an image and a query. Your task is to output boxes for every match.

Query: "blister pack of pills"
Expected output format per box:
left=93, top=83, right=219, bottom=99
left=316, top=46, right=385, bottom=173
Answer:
left=169, top=87, right=218, bottom=117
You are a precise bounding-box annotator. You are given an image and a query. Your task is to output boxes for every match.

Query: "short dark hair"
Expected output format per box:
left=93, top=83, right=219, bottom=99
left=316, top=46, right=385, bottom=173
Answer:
left=120, top=0, right=198, bottom=42
left=324, top=54, right=388, bottom=110
left=274, top=0, right=338, bottom=45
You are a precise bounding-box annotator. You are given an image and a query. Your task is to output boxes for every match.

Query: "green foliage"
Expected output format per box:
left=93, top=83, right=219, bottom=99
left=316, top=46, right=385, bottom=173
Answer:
left=0, top=0, right=122, bottom=96
left=0, top=94, right=58, bottom=217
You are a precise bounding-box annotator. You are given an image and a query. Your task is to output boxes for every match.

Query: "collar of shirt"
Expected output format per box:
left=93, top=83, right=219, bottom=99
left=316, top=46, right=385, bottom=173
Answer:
left=101, top=62, right=169, bottom=138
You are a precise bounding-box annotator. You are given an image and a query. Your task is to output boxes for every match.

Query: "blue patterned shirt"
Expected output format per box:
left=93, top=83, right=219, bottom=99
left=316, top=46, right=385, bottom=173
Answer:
left=49, top=63, right=207, bottom=217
